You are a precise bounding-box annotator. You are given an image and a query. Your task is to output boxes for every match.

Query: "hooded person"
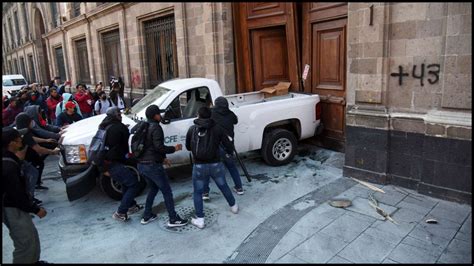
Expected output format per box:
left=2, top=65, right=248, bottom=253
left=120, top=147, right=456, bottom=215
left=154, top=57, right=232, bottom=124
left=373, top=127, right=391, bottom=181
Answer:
left=185, top=106, right=237, bottom=229
left=202, top=96, right=244, bottom=198
left=98, top=106, right=143, bottom=222
left=55, top=93, right=83, bottom=118
left=23, top=105, right=61, bottom=141
left=55, top=101, right=83, bottom=127
left=24, top=91, right=48, bottom=117
left=2, top=96, right=23, bottom=127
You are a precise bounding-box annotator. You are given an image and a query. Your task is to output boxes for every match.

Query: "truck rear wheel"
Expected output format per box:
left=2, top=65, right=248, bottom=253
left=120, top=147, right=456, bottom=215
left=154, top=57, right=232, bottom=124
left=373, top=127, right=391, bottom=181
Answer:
left=99, top=165, right=147, bottom=201
left=261, top=129, right=297, bottom=166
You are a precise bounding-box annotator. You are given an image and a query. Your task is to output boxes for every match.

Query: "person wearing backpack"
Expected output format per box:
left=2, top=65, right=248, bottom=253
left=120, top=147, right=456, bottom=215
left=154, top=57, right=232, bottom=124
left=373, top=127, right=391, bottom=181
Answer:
left=98, top=106, right=143, bottom=222
left=94, top=91, right=114, bottom=115
left=185, top=106, right=238, bottom=229
left=56, top=101, right=83, bottom=127
left=2, top=127, right=49, bottom=264
left=132, top=105, right=188, bottom=226
left=202, top=96, right=243, bottom=200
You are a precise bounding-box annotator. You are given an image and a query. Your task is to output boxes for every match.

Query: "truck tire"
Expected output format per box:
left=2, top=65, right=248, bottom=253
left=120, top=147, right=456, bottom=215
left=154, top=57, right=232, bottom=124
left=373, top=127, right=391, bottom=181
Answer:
left=261, top=129, right=297, bottom=166
left=99, top=165, right=147, bottom=201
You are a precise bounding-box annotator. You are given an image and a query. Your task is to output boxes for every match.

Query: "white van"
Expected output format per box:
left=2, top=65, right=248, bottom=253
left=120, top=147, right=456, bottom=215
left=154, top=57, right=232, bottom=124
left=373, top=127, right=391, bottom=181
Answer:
left=2, top=74, right=28, bottom=97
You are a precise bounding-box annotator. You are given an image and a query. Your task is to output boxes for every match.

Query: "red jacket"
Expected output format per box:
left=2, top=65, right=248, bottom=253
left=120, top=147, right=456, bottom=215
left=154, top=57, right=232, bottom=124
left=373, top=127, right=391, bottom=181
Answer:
left=46, top=95, right=63, bottom=120
left=74, top=91, right=94, bottom=114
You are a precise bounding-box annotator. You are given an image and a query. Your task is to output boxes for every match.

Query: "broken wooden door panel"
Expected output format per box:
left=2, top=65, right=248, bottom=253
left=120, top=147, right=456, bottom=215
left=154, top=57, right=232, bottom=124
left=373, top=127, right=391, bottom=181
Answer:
left=302, top=3, right=347, bottom=146
left=250, top=27, right=289, bottom=90
left=233, top=2, right=300, bottom=93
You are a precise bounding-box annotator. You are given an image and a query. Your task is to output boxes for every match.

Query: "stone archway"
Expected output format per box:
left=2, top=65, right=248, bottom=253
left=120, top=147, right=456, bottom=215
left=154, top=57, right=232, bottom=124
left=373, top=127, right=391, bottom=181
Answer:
left=33, top=8, right=51, bottom=84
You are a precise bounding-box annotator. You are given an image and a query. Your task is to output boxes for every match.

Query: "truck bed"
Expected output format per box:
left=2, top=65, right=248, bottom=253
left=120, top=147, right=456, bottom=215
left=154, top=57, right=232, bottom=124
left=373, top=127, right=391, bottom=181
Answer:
left=225, top=91, right=311, bottom=108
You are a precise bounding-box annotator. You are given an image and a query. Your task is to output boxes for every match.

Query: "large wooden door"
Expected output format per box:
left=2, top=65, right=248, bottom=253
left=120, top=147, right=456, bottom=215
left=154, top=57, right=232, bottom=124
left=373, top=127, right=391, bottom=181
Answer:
left=302, top=3, right=348, bottom=150
left=233, top=3, right=300, bottom=92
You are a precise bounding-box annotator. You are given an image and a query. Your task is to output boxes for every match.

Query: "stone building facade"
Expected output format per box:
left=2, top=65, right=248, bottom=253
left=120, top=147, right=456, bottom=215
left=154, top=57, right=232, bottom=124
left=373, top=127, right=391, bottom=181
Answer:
left=344, top=3, right=472, bottom=203
left=2, top=2, right=236, bottom=99
left=3, top=2, right=471, bottom=203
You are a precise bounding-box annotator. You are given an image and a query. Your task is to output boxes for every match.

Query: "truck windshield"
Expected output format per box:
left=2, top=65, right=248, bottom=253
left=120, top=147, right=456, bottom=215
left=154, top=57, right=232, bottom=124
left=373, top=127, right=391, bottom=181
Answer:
left=3, top=79, right=27, bottom=86
left=129, top=85, right=171, bottom=115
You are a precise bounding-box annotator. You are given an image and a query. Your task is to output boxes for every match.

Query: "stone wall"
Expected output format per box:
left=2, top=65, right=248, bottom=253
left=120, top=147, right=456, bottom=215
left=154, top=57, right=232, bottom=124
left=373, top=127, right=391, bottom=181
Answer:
left=344, top=3, right=472, bottom=204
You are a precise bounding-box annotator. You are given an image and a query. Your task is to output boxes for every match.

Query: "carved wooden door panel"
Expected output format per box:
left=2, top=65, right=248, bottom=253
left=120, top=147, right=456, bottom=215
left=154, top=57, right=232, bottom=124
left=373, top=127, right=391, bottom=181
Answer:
left=302, top=3, right=348, bottom=147
left=233, top=2, right=300, bottom=92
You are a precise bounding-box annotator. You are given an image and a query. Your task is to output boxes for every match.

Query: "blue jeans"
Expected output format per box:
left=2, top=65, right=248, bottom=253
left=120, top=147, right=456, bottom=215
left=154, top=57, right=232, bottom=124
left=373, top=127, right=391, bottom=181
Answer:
left=137, top=162, right=177, bottom=220
left=204, top=147, right=242, bottom=194
left=108, top=162, right=140, bottom=214
left=193, top=162, right=235, bottom=218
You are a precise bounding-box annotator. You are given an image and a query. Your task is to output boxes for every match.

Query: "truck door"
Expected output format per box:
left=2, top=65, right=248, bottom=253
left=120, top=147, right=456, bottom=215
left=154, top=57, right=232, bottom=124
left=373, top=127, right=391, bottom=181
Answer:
left=161, top=87, right=212, bottom=165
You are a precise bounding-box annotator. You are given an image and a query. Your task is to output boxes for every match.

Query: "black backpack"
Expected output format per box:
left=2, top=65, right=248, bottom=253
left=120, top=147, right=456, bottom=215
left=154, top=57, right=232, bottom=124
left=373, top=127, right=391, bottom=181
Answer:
left=190, top=126, right=215, bottom=161
left=130, top=121, right=150, bottom=158
left=87, top=124, right=113, bottom=170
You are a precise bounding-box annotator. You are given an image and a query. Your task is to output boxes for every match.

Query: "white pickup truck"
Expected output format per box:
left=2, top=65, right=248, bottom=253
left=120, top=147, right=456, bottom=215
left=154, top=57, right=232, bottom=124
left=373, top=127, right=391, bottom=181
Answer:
left=59, top=78, right=323, bottom=201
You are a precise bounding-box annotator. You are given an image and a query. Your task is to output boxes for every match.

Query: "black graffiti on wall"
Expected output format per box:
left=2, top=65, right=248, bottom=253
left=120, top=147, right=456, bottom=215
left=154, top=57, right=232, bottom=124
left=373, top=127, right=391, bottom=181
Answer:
left=391, top=64, right=440, bottom=86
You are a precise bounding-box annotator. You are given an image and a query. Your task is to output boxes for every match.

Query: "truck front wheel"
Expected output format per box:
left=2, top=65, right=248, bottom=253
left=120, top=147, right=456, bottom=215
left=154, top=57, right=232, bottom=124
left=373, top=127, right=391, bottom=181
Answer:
left=99, top=165, right=147, bottom=201
left=261, top=129, right=297, bottom=166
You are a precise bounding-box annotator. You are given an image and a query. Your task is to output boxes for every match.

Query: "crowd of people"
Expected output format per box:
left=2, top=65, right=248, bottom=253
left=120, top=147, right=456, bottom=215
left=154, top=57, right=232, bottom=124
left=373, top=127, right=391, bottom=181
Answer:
left=2, top=76, right=128, bottom=264
left=2, top=74, right=245, bottom=263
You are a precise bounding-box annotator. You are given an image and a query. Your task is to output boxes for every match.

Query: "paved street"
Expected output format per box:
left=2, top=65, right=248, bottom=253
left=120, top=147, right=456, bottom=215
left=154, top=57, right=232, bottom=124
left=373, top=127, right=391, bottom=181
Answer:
left=2, top=143, right=472, bottom=263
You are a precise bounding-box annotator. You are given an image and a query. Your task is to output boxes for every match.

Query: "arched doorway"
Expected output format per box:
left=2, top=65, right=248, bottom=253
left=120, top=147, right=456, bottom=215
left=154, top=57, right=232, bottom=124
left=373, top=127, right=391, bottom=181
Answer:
left=33, top=8, right=51, bottom=84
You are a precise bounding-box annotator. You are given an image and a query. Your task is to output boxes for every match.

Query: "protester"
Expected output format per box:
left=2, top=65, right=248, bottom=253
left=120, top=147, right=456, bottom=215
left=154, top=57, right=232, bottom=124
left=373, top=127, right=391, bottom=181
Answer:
left=109, top=81, right=126, bottom=111
left=57, top=80, right=71, bottom=96
left=91, top=82, right=104, bottom=103
left=56, top=101, right=83, bottom=127
left=55, top=93, right=83, bottom=118
left=24, top=90, right=48, bottom=118
left=202, top=96, right=244, bottom=200
left=15, top=113, right=60, bottom=191
left=46, top=87, right=63, bottom=125
left=185, top=107, right=238, bottom=229
left=2, top=127, right=49, bottom=264
left=74, top=84, right=94, bottom=118
left=2, top=96, right=23, bottom=127
left=23, top=105, right=62, bottom=141
left=134, top=105, right=188, bottom=226
left=99, top=107, right=143, bottom=222
left=94, top=91, right=114, bottom=115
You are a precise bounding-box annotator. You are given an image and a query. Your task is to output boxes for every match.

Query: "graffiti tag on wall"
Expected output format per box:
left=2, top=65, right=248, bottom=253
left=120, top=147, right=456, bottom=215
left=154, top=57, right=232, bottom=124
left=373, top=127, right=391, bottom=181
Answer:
left=390, top=64, right=440, bottom=86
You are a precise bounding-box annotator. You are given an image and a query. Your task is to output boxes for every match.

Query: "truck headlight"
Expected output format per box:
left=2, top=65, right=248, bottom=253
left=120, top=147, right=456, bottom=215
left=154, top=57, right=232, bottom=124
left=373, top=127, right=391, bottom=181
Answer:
left=64, top=145, right=88, bottom=164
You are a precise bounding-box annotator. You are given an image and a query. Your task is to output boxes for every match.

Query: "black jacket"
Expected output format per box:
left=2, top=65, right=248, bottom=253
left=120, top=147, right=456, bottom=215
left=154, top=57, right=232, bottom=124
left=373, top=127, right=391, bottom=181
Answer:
left=136, top=120, right=176, bottom=163
left=2, top=150, right=41, bottom=214
left=211, top=106, right=238, bottom=138
left=23, top=105, right=61, bottom=140
left=99, top=115, right=130, bottom=163
left=185, top=118, right=233, bottom=164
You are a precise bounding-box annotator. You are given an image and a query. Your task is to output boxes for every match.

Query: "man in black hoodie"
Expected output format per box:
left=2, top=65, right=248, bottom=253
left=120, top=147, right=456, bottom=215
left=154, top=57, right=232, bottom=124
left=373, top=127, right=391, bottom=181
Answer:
left=135, top=105, right=187, bottom=226
left=2, top=127, right=48, bottom=264
left=185, top=107, right=238, bottom=229
left=99, top=106, right=143, bottom=222
left=202, top=96, right=243, bottom=200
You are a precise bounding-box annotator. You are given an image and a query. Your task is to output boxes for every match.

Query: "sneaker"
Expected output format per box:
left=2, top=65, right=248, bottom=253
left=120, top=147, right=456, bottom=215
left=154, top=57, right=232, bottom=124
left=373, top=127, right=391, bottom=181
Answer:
left=33, top=198, right=43, bottom=206
left=167, top=214, right=188, bottom=227
left=140, top=214, right=158, bottom=225
left=191, top=217, right=205, bottom=229
left=233, top=187, right=244, bottom=195
left=230, top=203, right=239, bottom=214
left=35, top=185, right=49, bottom=190
left=202, top=193, right=210, bottom=201
left=127, top=204, right=144, bottom=215
left=112, top=212, right=129, bottom=222
left=36, top=260, right=51, bottom=264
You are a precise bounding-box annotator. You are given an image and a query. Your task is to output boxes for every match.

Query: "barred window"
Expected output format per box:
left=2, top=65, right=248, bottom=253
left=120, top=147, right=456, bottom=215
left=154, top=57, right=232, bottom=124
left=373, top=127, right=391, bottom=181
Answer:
left=14, top=11, right=21, bottom=45
left=102, top=29, right=122, bottom=81
left=55, top=47, right=66, bottom=81
left=72, top=3, right=81, bottom=18
left=144, top=15, right=178, bottom=88
left=8, top=18, right=14, bottom=48
left=51, top=3, right=58, bottom=28
left=20, top=57, right=27, bottom=80
left=22, top=4, right=29, bottom=34
left=75, top=39, right=91, bottom=84
left=13, top=58, right=18, bottom=74
left=28, top=54, right=36, bottom=82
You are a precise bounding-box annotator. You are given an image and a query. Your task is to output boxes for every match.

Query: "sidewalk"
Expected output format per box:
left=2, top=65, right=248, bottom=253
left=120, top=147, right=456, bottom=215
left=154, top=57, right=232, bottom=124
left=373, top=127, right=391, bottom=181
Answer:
left=2, top=145, right=471, bottom=263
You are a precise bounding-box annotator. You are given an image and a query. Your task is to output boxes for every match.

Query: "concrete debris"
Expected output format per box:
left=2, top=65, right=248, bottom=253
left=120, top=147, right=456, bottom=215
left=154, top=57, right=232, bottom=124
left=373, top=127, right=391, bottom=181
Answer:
left=328, top=199, right=352, bottom=208
left=425, top=219, right=438, bottom=224
left=368, top=196, right=399, bottom=225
